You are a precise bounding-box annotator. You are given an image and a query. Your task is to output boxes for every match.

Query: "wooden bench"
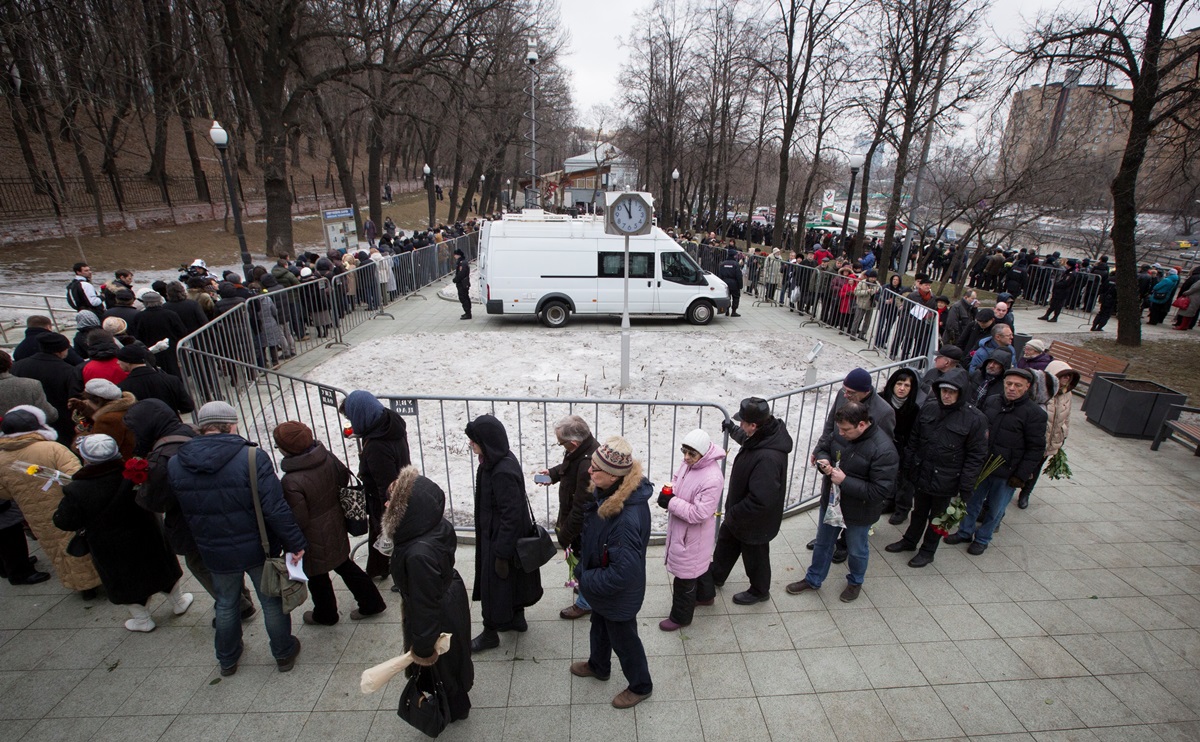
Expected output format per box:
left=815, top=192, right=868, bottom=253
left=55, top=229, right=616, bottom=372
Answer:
left=1046, top=340, right=1129, bottom=392
left=1151, top=405, right=1200, bottom=456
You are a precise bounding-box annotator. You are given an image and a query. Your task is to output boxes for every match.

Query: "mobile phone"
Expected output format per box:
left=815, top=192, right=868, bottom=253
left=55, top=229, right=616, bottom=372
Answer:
left=534, top=474, right=552, bottom=484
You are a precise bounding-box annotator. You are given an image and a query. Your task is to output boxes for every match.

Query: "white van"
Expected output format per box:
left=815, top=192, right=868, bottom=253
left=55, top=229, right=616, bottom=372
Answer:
left=480, top=210, right=730, bottom=327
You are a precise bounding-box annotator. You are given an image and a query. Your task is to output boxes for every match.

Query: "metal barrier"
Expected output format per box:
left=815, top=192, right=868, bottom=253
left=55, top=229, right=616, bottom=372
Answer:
left=0, top=290, right=78, bottom=342
left=765, top=356, right=929, bottom=515
left=1021, top=265, right=1103, bottom=323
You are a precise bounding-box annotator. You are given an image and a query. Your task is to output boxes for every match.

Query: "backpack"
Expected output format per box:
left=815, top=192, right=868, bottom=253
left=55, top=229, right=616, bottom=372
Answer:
left=66, top=279, right=88, bottom=311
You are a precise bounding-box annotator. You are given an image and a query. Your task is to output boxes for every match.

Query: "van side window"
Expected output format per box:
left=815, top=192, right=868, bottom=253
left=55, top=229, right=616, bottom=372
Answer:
left=661, top=251, right=704, bottom=285
left=599, top=252, right=654, bottom=278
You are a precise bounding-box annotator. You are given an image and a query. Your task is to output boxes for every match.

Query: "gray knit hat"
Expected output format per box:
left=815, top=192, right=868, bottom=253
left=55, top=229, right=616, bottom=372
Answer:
left=77, top=434, right=121, bottom=463
left=196, top=401, right=238, bottom=427
left=84, top=378, right=122, bottom=401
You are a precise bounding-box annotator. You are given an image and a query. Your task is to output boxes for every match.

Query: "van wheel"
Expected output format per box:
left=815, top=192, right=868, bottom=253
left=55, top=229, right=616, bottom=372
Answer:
left=540, top=301, right=570, bottom=328
left=687, top=300, right=715, bottom=325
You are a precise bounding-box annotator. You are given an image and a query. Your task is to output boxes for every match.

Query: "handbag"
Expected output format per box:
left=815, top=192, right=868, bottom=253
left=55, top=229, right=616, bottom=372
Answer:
left=248, top=447, right=309, bottom=613
left=66, top=529, right=90, bottom=557
left=339, top=475, right=369, bottom=537
left=397, top=664, right=451, bottom=738
left=515, top=495, right=556, bottom=573
left=1173, top=296, right=1190, bottom=309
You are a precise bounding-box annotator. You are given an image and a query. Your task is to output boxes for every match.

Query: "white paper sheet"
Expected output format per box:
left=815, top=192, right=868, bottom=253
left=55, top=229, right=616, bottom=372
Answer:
left=285, top=553, right=308, bottom=582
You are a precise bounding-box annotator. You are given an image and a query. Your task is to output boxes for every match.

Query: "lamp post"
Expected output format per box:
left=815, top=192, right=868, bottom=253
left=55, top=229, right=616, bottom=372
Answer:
left=525, top=38, right=539, bottom=209
left=423, top=163, right=435, bottom=229
left=505, top=178, right=511, bottom=211
left=839, top=153, right=865, bottom=257
left=671, top=168, right=680, bottom=229
left=209, top=121, right=253, bottom=281
left=479, top=173, right=485, bottom=214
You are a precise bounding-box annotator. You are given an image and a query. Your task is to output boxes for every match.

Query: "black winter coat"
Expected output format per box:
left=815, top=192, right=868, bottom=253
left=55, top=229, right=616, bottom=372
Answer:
left=904, top=369, right=990, bottom=498
left=388, top=473, right=473, bottom=720
left=881, top=368, right=925, bottom=455
left=357, top=409, right=412, bottom=503
left=10, top=352, right=82, bottom=444
left=576, top=469, right=652, bottom=621
left=119, top=366, right=195, bottom=414
left=718, top=258, right=743, bottom=292
left=817, top=389, right=897, bottom=450
left=14, top=328, right=85, bottom=365
left=814, top=422, right=899, bottom=527
left=550, top=434, right=600, bottom=550
left=723, top=417, right=794, bottom=544
left=127, top=399, right=199, bottom=555
left=980, top=391, right=1048, bottom=483
left=165, top=298, right=210, bottom=335
left=941, top=299, right=976, bottom=346
left=54, top=460, right=182, bottom=604
left=466, top=415, right=542, bottom=625
left=106, top=305, right=141, bottom=327
left=955, top=321, right=994, bottom=356
left=132, top=306, right=187, bottom=376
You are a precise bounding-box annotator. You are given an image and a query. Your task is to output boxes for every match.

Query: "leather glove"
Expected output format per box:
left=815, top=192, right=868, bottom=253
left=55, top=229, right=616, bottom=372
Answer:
left=1006, top=475, right=1024, bottom=489
left=657, top=492, right=673, bottom=509
left=494, top=557, right=509, bottom=580
left=720, top=419, right=735, bottom=434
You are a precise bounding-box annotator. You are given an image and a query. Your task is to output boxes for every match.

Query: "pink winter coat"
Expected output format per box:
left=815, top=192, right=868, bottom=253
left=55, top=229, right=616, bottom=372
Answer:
left=664, top=443, right=726, bottom=579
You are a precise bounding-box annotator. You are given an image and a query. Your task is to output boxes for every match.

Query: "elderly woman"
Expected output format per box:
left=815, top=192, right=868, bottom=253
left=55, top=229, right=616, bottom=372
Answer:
left=381, top=466, right=473, bottom=725
left=54, top=434, right=191, bottom=631
left=465, top=414, right=543, bottom=652
left=69, top=378, right=137, bottom=459
left=343, top=390, right=411, bottom=579
left=1017, top=339, right=1053, bottom=371
left=658, top=429, right=724, bottom=631
left=273, top=421, right=385, bottom=625
left=1017, top=361, right=1080, bottom=510
left=0, top=406, right=98, bottom=593
left=538, top=415, right=600, bottom=621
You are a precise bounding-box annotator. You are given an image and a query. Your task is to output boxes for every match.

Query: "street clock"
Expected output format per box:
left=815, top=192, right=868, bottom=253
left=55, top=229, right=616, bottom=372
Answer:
left=604, top=191, right=654, bottom=236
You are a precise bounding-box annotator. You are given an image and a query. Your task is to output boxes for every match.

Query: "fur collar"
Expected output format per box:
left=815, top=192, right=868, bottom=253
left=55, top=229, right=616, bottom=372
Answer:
left=597, top=460, right=644, bottom=519
left=381, top=465, right=419, bottom=536
left=94, top=392, right=136, bottom=419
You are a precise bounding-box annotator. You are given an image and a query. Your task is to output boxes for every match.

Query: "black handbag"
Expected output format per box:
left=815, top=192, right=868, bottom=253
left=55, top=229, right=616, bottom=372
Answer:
left=339, top=475, right=369, bottom=537
left=66, top=529, right=90, bottom=557
left=515, top=497, right=556, bottom=573
left=397, top=664, right=451, bottom=738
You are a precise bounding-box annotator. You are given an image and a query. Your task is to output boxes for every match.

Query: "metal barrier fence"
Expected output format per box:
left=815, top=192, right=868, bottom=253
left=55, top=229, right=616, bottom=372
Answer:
left=0, top=290, right=78, bottom=344
left=684, top=243, right=939, bottom=363
left=1020, top=265, right=1103, bottom=323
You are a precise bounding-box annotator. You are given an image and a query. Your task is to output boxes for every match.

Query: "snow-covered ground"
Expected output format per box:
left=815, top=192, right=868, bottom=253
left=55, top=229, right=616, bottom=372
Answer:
left=304, top=330, right=874, bottom=528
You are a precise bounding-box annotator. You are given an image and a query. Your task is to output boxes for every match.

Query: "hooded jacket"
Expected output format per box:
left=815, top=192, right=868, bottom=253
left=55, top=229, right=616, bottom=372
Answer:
left=1041, top=360, right=1079, bottom=459
left=665, top=442, right=725, bottom=579
left=724, top=416, right=794, bottom=544
left=279, top=442, right=351, bottom=575
left=168, top=434, right=307, bottom=574
left=125, top=399, right=199, bottom=555
left=968, top=337, right=1016, bottom=375
left=576, top=462, right=653, bottom=621
left=904, top=368, right=990, bottom=499
left=881, top=368, right=925, bottom=455
left=980, top=384, right=1049, bottom=483
left=345, top=391, right=412, bottom=502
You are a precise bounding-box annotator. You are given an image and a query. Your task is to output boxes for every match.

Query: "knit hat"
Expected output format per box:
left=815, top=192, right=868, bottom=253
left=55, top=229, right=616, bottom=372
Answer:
left=681, top=429, right=711, bottom=455
left=844, top=368, right=873, bottom=393
left=141, top=291, right=163, bottom=307
left=273, top=421, right=314, bottom=455
left=77, top=434, right=121, bottom=463
left=84, top=378, right=122, bottom=401
left=75, top=310, right=101, bottom=329
left=36, top=333, right=70, bottom=353
left=1025, top=338, right=1046, bottom=353
left=195, top=401, right=238, bottom=427
left=116, top=344, right=150, bottom=364
left=0, top=405, right=56, bottom=441
left=343, top=391, right=385, bottom=432
left=592, top=436, right=634, bottom=477
left=102, top=317, right=127, bottom=334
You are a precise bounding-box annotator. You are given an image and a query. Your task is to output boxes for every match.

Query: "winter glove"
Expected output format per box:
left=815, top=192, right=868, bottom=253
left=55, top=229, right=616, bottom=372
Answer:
left=494, top=557, right=509, bottom=580
left=657, top=492, right=673, bottom=509
left=1006, top=475, right=1024, bottom=489
left=720, top=418, right=735, bottom=434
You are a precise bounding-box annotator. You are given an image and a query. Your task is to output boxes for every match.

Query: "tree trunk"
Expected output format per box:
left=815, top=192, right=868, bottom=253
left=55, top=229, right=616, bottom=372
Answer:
left=314, top=95, right=360, bottom=236
left=367, top=101, right=385, bottom=230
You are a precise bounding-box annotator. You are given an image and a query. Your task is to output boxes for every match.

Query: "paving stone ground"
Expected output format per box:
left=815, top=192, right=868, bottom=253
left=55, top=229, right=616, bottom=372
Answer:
left=2, top=279, right=1198, bottom=741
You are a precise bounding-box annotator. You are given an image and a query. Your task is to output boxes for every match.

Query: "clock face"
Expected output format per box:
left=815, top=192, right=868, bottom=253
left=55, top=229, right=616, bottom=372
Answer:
left=612, top=196, right=649, bottom=233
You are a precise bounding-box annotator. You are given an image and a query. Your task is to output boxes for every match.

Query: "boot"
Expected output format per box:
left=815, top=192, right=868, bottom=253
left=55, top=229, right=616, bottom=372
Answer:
left=169, top=581, right=194, bottom=616
left=470, top=629, right=500, bottom=652
left=125, top=603, right=156, bottom=633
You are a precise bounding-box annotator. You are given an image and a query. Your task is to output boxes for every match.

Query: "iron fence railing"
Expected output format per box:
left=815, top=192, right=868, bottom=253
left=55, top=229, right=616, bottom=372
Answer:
left=0, top=290, right=78, bottom=344
left=1020, top=264, right=1104, bottom=323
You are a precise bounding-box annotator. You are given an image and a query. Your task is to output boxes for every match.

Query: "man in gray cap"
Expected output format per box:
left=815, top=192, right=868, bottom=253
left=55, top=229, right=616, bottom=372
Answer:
left=701, top=397, right=793, bottom=605
left=168, top=401, right=307, bottom=676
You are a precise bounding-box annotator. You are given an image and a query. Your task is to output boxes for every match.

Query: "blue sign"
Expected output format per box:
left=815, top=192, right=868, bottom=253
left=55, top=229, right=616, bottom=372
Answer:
left=323, top=207, right=355, bottom=220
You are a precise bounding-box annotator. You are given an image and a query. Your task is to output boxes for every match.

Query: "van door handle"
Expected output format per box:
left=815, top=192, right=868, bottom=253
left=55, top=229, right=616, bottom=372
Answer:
left=648, top=281, right=653, bottom=287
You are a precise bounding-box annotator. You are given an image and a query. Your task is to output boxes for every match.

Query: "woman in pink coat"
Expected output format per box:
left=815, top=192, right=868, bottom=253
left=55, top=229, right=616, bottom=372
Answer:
left=658, top=429, right=725, bottom=631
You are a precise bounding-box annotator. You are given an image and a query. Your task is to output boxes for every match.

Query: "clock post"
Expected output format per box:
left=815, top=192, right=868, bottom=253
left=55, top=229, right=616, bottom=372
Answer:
left=604, top=191, right=654, bottom=389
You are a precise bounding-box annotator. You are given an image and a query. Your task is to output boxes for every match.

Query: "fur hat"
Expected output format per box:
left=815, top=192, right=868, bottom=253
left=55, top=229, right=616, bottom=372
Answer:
left=0, top=405, right=57, bottom=441
left=84, top=378, right=122, bottom=401
left=116, top=344, right=150, bottom=364
left=77, top=434, right=121, bottom=463
left=592, top=436, right=634, bottom=477
left=681, top=429, right=711, bottom=455
left=102, top=317, right=127, bottom=334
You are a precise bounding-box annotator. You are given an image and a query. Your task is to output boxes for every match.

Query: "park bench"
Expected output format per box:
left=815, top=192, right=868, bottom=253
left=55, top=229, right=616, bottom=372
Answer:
left=1046, top=340, right=1129, bottom=393
left=1151, top=405, right=1200, bottom=456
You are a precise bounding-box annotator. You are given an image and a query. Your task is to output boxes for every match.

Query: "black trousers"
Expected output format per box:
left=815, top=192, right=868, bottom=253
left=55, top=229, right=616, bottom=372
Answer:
left=457, top=283, right=471, bottom=315
left=1043, top=299, right=1065, bottom=321
left=365, top=497, right=390, bottom=579
left=669, top=576, right=701, bottom=625
left=589, top=612, right=652, bottom=695
left=1148, top=302, right=1170, bottom=325
left=900, top=490, right=952, bottom=555
left=1019, top=456, right=1049, bottom=502
left=307, top=558, right=387, bottom=624
left=0, top=521, right=34, bottom=581
left=1092, top=305, right=1113, bottom=330
left=884, top=469, right=915, bottom=514
left=727, top=289, right=740, bottom=313
left=705, top=523, right=771, bottom=595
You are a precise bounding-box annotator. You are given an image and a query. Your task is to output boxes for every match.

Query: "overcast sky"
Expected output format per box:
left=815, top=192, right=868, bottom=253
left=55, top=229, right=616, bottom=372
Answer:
left=557, top=0, right=1111, bottom=115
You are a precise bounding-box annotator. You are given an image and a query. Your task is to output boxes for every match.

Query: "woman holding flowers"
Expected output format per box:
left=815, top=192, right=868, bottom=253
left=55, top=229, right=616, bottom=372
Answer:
left=1016, top=361, right=1080, bottom=510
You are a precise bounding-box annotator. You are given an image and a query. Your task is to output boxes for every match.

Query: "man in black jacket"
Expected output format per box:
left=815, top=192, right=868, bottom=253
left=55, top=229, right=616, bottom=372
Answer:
left=539, top=414, right=600, bottom=620
left=700, top=397, right=793, bottom=605
left=886, top=368, right=989, bottom=566
left=117, top=345, right=194, bottom=415
left=788, top=402, right=898, bottom=602
left=945, top=368, right=1047, bottom=554
left=718, top=248, right=743, bottom=316
left=11, top=333, right=82, bottom=444
left=919, top=346, right=963, bottom=394
left=12, top=316, right=85, bottom=365
left=452, top=247, right=472, bottom=319
left=941, top=291, right=977, bottom=346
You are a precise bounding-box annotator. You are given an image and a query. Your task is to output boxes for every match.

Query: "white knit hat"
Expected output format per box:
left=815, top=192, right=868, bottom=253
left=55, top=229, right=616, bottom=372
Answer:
left=77, top=434, right=121, bottom=463
left=681, top=429, right=711, bottom=455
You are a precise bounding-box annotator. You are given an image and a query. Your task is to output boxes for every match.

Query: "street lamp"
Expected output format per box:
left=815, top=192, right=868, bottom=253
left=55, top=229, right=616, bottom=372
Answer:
left=839, top=153, right=865, bottom=256
left=671, top=168, right=680, bottom=228
left=423, top=163, right=434, bottom=229
left=479, top=174, right=485, bottom=213
left=209, top=120, right=253, bottom=281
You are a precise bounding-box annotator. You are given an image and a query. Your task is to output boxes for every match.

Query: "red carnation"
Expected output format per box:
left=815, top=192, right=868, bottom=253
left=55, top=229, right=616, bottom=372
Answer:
left=123, top=457, right=150, bottom=485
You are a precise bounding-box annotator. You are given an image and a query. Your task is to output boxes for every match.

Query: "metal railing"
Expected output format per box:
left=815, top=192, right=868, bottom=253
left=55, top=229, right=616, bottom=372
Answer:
left=0, top=290, right=78, bottom=344
left=1020, top=265, right=1104, bottom=322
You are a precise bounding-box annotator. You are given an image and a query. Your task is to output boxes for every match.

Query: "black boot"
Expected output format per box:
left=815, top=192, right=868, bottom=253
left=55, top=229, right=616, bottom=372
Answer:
left=1017, top=492, right=1030, bottom=509
left=888, top=510, right=909, bottom=526
left=470, top=629, right=500, bottom=652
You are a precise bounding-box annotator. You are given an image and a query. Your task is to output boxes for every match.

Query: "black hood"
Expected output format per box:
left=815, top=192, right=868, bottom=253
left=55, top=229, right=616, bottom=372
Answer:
left=124, top=398, right=195, bottom=456
left=392, top=474, right=447, bottom=545
left=932, top=367, right=970, bottom=409
left=465, top=414, right=511, bottom=467
left=882, top=368, right=923, bottom=409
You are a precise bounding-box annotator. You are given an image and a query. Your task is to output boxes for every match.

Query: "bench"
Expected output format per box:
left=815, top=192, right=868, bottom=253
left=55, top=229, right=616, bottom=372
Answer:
left=1151, top=405, right=1200, bottom=456
left=1046, top=340, right=1129, bottom=392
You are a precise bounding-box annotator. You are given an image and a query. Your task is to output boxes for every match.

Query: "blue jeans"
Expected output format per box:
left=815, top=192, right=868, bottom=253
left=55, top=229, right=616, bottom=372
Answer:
left=958, top=475, right=1016, bottom=546
left=212, top=564, right=295, bottom=669
left=805, top=506, right=871, bottom=588
left=575, top=592, right=591, bottom=611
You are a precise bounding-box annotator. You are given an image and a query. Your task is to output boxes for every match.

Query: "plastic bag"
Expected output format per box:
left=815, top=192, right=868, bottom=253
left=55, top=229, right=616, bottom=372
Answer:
left=823, top=482, right=846, bottom=528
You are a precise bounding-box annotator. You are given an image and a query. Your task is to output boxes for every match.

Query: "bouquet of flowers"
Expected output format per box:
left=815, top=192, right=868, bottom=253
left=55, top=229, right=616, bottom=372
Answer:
left=123, top=457, right=150, bottom=488
left=1043, top=449, right=1071, bottom=480
left=564, top=546, right=579, bottom=588
left=11, top=461, right=73, bottom=492
left=930, top=454, right=1006, bottom=537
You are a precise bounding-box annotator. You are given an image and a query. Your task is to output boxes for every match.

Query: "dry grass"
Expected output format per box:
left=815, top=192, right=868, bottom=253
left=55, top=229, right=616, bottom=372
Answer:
left=1081, top=336, right=1199, bottom=404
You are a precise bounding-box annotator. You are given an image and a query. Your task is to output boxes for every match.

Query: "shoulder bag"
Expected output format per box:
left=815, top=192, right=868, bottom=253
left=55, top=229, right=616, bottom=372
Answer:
left=397, top=663, right=451, bottom=738
left=248, top=447, right=308, bottom=613
left=515, top=492, right=556, bottom=573
left=1172, top=296, right=1190, bottom=310
left=339, top=473, right=369, bottom=537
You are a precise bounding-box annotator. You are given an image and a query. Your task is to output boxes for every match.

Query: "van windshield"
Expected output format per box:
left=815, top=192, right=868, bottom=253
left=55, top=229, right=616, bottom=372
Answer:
left=661, top=251, right=705, bottom=285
